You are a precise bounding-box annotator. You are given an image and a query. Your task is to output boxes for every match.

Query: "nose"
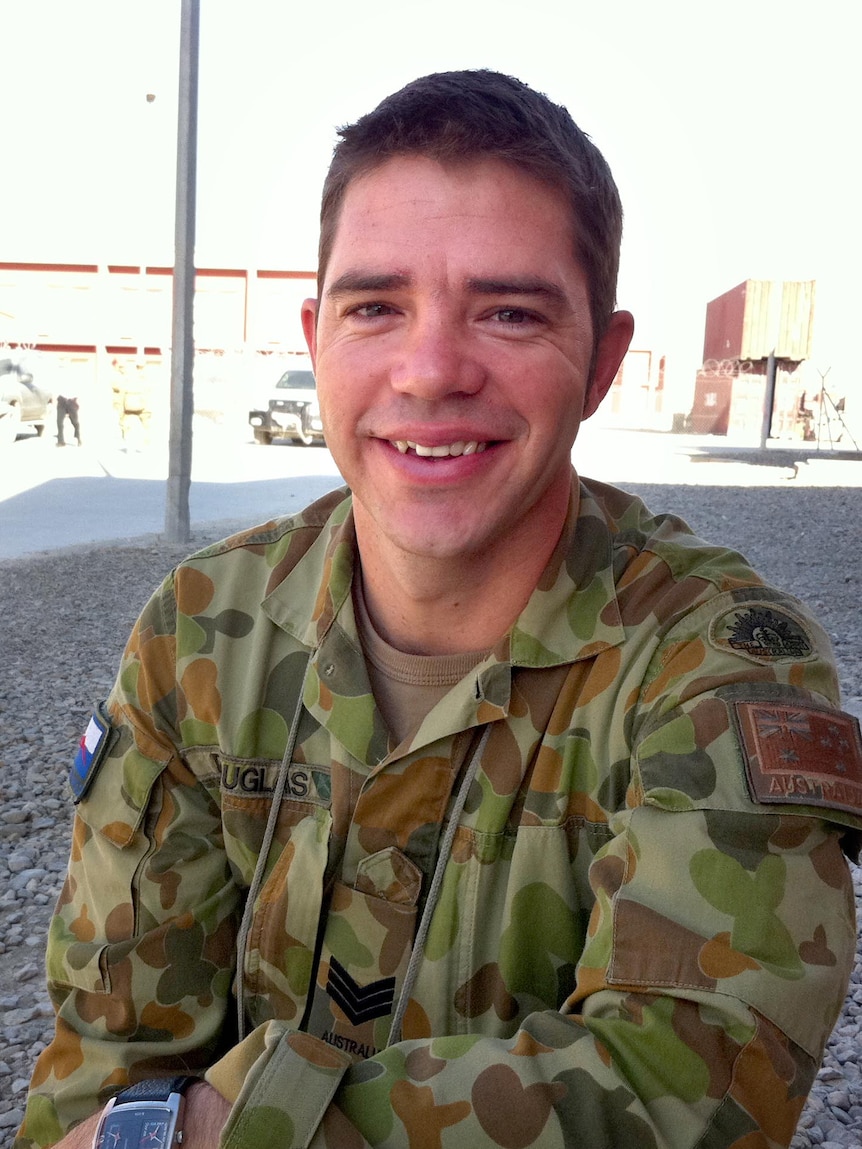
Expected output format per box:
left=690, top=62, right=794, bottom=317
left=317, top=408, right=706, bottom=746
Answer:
left=391, top=311, right=484, bottom=400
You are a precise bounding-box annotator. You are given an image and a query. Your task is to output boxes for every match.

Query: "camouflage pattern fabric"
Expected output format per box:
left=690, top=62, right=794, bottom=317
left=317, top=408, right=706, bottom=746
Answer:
left=18, top=475, right=862, bottom=1149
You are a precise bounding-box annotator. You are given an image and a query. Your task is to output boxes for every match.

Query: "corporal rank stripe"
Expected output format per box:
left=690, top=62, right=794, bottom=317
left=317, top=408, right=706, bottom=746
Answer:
left=326, top=957, right=396, bottom=1025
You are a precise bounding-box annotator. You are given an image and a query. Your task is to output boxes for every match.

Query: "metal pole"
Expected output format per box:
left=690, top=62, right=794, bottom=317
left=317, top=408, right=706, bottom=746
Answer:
left=164, top=0, right=200, bottom=542
left=815, top=368, right=829, bottom=450
left=759, top=349, right=776, bottom=449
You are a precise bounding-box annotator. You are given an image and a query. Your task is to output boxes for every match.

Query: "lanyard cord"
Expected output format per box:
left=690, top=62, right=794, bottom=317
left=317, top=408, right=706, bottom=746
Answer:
left=386, top=722, right=492, bottom=1048
left=235, top=655, right=313, bottom=1041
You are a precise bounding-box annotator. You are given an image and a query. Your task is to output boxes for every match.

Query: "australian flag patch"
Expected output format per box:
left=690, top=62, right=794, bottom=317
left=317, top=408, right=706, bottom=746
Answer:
left=70, top=703, right=114, bottom=803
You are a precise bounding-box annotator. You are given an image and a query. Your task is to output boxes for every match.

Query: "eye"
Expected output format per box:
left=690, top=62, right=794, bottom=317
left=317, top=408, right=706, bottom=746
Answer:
left=348, top=302, right=397, bottom=319
left=491, top=308, right=540, bottom=325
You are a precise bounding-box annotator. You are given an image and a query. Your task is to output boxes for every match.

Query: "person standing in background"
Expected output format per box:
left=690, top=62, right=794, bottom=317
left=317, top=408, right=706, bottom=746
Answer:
left=55, top=391, right=81, bottom=447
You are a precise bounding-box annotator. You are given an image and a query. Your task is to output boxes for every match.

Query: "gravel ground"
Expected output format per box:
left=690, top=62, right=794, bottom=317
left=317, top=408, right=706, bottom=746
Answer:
left=1, top=479, right=861, bottom=1145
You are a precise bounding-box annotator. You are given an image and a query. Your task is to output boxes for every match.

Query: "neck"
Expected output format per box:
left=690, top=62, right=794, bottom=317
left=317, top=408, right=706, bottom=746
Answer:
left=354, top=491, right=573, bottom=656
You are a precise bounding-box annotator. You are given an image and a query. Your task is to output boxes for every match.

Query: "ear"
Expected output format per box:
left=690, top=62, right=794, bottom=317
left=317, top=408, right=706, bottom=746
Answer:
left=301, top=298, right=319, bottom=369
left=582, top=310, right=635, bottom=421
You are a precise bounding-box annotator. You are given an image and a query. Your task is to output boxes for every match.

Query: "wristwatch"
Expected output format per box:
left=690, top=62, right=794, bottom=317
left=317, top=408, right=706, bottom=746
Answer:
left=92, top=1077, right=196, bottom=1149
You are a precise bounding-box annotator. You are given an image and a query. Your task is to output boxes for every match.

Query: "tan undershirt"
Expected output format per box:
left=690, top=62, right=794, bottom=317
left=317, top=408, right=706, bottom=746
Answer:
left=353, top=575, right=491, bottom=745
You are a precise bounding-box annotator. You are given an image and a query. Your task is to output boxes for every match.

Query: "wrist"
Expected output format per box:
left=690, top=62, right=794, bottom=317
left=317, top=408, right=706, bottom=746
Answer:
left=175, top=1081, right=232, bottom=1149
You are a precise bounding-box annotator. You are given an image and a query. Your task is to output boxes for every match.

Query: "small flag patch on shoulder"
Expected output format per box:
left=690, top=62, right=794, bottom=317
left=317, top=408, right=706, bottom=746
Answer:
left=734, top=700, right=862, bottom=817
left=70, top=704, right=113, bottom=803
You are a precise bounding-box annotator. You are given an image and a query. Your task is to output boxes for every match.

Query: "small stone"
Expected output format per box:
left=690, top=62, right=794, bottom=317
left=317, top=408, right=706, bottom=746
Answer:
left=827, top=1090, right=850, bottom=1110
left=2, top=1006, right=39, bottom=1026
left=818, top=1067, right=844, bottom=1082
left=12, top=868, right=48, bottom=889
left=0, top=809, right=30, bottom=825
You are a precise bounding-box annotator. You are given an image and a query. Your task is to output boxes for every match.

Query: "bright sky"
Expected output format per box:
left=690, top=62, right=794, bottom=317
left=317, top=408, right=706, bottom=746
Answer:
left=2, top=0, right=858, bottom=398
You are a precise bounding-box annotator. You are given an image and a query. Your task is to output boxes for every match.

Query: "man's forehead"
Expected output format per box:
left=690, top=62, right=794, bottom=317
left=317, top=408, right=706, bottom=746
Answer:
left=338, top=152, right=567, bottom=208
left=324, top=155, right=579, bottom=275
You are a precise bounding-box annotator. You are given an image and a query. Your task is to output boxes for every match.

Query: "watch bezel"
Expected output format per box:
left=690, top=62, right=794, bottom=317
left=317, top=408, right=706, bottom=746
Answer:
left=92, top=1089, right=186, bottom=1149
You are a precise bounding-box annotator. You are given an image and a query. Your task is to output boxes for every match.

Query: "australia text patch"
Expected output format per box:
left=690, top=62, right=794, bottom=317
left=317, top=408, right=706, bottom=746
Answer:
left=710, top=604, right=815, bottom=664
left=735, top=700, right=862, bottom=816
left=70, top=703, right=114, bottom=803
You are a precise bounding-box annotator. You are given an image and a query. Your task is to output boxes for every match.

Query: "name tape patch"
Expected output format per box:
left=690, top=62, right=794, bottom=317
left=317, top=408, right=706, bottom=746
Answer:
left=735, top=700, right=862, bottom=817
left=70, top=704, right=113, bottom=803
left=218, top=757, right=331, bottom=805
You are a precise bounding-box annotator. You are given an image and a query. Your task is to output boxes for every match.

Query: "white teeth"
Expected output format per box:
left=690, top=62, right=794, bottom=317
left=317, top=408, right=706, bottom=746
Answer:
left=393, top=440, right=486, bottom=457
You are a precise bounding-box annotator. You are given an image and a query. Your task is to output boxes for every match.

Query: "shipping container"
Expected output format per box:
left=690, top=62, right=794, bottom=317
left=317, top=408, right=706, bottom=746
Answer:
left=689, top=360, right=827, bottom=442
left=689, top=367, right=737, bottom=435
left=702, top=279, right=815, bottom=363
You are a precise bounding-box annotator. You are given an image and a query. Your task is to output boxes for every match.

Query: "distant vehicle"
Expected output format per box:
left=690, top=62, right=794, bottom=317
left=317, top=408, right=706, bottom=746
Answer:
left=0, top=359, right=53, bottom=445
left=248, top=368, right=325, bottom=446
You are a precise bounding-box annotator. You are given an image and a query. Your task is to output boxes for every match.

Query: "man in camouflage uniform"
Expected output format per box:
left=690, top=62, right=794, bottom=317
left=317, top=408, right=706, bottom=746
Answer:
left=19, top=71, right=862, bottom=1149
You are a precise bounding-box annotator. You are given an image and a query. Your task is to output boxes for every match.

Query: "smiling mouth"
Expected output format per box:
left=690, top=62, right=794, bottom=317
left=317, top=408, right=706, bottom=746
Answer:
left=391, top=440, right=488, bottom=457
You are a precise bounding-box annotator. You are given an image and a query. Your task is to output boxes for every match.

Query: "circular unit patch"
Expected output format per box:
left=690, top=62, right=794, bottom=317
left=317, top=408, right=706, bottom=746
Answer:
left=709, top=603, right=815, bottom=664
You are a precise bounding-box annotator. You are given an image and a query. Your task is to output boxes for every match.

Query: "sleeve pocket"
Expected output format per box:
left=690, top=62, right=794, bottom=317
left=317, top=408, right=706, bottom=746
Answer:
left=76, top=744, right=167, bottom=848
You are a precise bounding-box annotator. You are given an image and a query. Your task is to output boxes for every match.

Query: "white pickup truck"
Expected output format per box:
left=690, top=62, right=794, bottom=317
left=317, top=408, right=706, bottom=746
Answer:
left=248, top=368, right=325, bottom=446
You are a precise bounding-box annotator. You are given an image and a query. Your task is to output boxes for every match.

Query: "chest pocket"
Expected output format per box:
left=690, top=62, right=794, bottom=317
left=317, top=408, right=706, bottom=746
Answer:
left=303, top=846, right=422, bottom=1060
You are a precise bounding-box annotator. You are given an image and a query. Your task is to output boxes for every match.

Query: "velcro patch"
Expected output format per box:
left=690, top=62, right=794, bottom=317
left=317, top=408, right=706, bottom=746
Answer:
left=217, top=756, right=332, bottom=806
left=710, top=604, right=815, bottom=664
left=734, top=700, right=862, bottom=816
left=70, top=704, right=114, bottom=803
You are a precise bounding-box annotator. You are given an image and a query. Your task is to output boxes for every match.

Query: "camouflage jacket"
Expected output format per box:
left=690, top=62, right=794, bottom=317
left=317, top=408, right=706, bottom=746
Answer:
left=19, top=477, right=862, bottom=1149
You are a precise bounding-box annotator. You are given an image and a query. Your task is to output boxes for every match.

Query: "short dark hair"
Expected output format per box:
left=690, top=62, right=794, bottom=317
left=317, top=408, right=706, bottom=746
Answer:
left=317, top=69, right=623, bottom=336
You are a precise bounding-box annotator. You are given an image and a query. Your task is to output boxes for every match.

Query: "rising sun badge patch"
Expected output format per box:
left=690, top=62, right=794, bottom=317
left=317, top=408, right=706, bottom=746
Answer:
left=709, top=603, right=815, bottom=664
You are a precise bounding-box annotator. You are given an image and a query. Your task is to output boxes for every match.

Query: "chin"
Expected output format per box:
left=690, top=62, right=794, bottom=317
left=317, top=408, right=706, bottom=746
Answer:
left=388, top=524, right=491, bottom=563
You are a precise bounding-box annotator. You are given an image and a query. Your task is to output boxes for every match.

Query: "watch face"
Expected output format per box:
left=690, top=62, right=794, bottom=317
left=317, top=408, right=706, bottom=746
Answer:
left=96, top=1107, right=173, bottom=1149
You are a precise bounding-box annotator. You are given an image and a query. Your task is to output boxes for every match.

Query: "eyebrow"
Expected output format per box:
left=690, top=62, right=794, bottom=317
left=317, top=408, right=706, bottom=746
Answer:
left=466, top=277, right=569, bottom=308
left=324, top=272, right=411, bottom=298
left=325, top=271, right=569, bottom=307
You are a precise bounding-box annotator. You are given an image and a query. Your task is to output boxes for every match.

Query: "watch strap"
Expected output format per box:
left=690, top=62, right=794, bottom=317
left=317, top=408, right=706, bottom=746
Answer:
left=114, top=1076, right=197, bottom=1103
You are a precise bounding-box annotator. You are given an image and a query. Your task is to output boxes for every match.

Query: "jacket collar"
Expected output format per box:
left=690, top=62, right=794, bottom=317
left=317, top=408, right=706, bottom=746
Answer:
left=261, top=475, right=625, bottom=763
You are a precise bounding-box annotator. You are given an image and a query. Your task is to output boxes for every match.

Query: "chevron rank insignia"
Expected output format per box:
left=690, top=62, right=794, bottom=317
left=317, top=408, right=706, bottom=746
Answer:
left=70, top=703, right=114, bottom=803
left=326, top=957, right=396, bottom=1025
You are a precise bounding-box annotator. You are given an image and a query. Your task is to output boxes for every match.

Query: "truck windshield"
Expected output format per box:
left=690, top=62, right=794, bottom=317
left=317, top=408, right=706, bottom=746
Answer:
left=276, top=371, right=316, bottom=390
